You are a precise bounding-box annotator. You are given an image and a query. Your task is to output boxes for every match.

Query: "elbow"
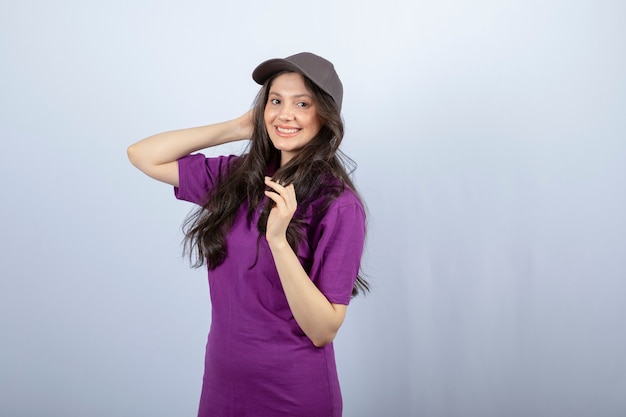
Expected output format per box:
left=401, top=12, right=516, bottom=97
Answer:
left=308, top=305, right=347, bottom=348
left=127, top=143, right=140, bottom=167
left=311, top=330, right=338, bottom=348
left=127, top=143, right=151, bottom=173
left=312, top=340, right=332, bottom=348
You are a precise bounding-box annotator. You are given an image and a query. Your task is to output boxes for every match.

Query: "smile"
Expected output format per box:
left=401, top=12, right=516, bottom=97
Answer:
left=276, top=127, right=300, bottom=134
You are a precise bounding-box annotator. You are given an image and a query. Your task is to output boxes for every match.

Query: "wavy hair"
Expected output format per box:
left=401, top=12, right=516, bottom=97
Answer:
left=182, top=71, right=369, bottom=296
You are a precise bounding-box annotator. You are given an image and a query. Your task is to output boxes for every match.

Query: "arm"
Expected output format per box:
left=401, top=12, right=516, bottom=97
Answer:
left=127, top=111, right=253, bottom=186
left=264, top=178, right=348, bottom=348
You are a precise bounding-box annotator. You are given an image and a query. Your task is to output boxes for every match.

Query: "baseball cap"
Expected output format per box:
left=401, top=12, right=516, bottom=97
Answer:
left=252, top=52, right=343, bottom=111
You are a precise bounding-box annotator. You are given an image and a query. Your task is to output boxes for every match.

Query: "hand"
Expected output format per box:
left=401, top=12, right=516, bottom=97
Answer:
left=264, top=177, right=297, bottom=246
left=235, top=109, right=254, bottom=140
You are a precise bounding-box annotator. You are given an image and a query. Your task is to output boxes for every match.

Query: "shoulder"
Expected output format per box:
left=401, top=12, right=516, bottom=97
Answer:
left=179, top=153, right=241, bottom=170
left=320, top=175, right=365, bottom=212
left=333, top=186, right=363, bottom=208
left=178, top=153, right=243, bottom=183
left=175, top=153, right=243, bottom=205
left=305, top=184, right=366, bottom=228
left=326, top=186, right=365, bottom=217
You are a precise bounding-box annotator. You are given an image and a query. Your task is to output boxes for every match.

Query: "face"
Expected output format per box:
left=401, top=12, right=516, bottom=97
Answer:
left=264, top=72, right=323, bottom=166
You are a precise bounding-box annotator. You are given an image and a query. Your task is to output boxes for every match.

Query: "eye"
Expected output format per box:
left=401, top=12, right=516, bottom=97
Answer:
left=269, top=98, right=280, bottom=105
left=297, top=101, right=310, bottom=108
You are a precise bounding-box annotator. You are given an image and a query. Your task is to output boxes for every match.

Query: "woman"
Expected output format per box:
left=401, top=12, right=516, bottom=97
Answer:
left=128, top=52, right=367, bottom=417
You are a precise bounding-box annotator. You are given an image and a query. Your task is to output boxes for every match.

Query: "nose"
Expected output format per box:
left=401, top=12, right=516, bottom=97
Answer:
left=278, top=105, right=294, bottom=121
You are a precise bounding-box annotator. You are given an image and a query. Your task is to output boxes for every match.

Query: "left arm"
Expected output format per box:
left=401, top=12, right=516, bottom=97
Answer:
left=264, top=177, right=347, bottom=348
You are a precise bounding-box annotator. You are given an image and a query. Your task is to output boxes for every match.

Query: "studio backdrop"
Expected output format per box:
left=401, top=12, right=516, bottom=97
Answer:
left=1, top=1, right=625, bottom=416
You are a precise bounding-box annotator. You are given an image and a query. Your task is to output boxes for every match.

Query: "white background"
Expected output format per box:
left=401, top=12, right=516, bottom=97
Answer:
left=1, top=1, right=625, bottom=416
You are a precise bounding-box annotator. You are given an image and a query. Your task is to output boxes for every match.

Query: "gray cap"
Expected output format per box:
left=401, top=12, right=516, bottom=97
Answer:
left=252, top=52, right=343, bottom=111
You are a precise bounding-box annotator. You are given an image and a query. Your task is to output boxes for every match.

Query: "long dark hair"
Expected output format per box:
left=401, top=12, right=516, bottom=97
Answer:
left=182, top=71, right=369, bottom=296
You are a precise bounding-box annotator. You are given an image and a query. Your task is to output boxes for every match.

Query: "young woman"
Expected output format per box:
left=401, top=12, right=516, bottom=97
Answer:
left=128, top=52, right=368, bottom=417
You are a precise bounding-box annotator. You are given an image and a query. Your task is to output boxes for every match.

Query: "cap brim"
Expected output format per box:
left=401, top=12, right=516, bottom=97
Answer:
left=252, top=58, right=306, bottom=85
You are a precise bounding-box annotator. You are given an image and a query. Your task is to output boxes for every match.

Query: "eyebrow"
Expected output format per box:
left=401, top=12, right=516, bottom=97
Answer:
left=268, top=91, right=313, bottom=99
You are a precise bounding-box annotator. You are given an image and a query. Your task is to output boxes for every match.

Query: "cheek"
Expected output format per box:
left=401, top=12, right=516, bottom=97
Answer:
left=264, top=106, right=275, bottom=123
left=311, top=116, right=323, bottom=134
left=263, top=112, right=275, bottom=137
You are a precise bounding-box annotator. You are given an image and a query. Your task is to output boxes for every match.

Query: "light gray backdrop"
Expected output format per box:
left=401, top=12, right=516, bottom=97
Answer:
left=1, top=1, right=625, bottom=416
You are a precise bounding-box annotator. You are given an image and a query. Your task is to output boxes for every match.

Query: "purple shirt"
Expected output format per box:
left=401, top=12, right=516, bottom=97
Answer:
left=175, top=153, right=366, bottom=417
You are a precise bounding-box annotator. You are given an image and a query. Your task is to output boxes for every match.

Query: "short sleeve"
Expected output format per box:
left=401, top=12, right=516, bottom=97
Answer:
left=174, top=153, right=239, bottom=205
left=308, top=194, right=366, bottom=305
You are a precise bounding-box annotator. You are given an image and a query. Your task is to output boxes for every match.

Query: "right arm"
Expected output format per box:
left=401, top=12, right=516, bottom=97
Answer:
left=127, top=111, right=253, bottom=187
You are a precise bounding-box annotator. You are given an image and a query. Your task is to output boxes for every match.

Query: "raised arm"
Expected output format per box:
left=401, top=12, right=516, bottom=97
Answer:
left=127, top=111, right=253, bottom=186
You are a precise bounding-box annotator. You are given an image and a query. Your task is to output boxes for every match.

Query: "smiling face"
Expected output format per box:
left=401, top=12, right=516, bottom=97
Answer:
left=264, top=72, right=323, bottom=166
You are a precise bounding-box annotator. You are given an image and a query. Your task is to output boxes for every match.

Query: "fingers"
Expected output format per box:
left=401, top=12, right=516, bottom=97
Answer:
left=264, top=177, right=295, bottom=195
left=264, top=176, right=297, bottom=208
left=263, top=177, right=297, bottom=242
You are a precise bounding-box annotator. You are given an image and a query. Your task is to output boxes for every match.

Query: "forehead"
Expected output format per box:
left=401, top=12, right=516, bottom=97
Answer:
left=269, top=72, right=313, bottom=96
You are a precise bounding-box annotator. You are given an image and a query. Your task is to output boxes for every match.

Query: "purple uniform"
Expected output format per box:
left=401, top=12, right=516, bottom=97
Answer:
left=175, top=153, right=365, bottom=417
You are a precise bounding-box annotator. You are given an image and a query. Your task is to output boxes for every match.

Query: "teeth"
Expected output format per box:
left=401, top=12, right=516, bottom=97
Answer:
left=277, top=127, right=299, bottom=134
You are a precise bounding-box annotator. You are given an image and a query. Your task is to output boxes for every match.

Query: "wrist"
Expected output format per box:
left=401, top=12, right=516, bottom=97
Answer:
left=267, top=237, right=290, bottom=252
left=231, top=112, right=253, bottom=141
